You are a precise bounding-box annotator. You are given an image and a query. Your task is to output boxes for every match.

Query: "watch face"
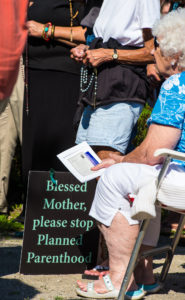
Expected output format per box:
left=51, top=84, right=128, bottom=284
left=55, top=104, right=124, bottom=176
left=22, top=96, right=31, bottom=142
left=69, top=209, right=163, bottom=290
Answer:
left=113, top=53, right=118, bottom=59
left=112, top=50, right=118, bottom=60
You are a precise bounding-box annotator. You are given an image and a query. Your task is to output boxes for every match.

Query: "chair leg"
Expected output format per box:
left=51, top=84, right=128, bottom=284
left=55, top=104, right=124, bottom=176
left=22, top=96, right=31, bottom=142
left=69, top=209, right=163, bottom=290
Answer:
left=118, top=219, right=150, bottom=300
left=159, top=214, right=185, bottom=284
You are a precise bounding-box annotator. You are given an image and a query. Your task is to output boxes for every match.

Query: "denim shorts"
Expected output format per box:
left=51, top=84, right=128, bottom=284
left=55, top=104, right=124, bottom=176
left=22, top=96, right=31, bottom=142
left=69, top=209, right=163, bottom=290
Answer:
left=76, top=102, right=143, bottom=154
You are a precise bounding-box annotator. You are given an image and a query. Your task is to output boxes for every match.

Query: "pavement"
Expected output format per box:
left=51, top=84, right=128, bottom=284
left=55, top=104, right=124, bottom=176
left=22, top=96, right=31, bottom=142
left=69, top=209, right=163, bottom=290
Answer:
left=0, top=233, right=185, bottom=300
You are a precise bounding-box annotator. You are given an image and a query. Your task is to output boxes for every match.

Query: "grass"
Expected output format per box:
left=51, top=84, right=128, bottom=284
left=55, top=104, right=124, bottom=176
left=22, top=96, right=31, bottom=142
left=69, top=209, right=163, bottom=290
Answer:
left=0, top=141, right=24, bottom=235
left=0, top=204, right=24, bottom=234
left=170, top=229, right=185, bottom=238
left=132, top=103, right=152, bottom=147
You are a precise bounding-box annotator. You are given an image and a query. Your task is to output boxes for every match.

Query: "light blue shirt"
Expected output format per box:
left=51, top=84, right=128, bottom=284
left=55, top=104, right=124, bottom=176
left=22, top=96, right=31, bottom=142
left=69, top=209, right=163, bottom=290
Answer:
left=147, top=72, right=185, bottom=165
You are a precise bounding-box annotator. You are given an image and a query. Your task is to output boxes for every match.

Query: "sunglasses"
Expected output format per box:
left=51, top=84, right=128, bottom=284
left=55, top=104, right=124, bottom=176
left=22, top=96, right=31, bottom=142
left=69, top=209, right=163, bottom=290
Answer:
left=154, top=36, right=159, bottom=50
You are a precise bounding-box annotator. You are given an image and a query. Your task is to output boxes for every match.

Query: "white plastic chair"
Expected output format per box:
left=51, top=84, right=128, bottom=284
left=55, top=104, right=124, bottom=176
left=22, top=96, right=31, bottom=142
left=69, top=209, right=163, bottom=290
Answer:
left=118, top=148, right=185, bottom=300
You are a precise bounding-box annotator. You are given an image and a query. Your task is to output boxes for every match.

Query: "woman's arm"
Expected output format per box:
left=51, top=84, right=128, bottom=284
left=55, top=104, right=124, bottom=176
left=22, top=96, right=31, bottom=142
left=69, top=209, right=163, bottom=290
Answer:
left=122, top=124, right=181, bottom=165
left=53, top=26, right=86, bottom=45
left=27, top=20, right=86, bottom=46
left=92, top=124, right=181, bottom=170
left=82, top=29, right=155, bottom=67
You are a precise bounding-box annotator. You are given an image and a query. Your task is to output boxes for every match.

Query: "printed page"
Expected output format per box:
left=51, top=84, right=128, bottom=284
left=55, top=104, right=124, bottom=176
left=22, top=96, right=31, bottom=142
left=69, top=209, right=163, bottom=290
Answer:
left=57, top=142, right=105, bottom=182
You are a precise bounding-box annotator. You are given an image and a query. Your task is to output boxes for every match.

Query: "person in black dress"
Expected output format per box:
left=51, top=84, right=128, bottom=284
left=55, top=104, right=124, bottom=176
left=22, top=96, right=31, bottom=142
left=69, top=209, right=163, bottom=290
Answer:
left=19, top=0, right=87, bottom=221
left=22, top=0, right=86, bottom=185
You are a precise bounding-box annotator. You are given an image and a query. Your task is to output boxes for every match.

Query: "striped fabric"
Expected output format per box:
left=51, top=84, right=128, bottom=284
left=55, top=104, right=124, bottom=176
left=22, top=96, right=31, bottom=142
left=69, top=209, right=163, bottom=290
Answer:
left=158, top=181, right=185, bottom=211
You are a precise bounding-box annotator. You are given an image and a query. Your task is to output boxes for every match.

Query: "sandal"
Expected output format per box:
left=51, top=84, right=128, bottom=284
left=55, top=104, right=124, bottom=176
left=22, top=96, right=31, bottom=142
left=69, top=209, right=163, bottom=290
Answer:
left=82, top=265, right=109, bottom=280
left=76, top=274, right=119, bottom=299
left=125, top=289, right=146, bottom=300
left=138, top=282, right=162, bottom=294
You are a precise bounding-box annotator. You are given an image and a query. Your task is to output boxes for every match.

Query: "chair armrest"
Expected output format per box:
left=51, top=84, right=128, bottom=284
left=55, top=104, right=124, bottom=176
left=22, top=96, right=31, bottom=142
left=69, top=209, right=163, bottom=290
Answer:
left=154, top=148, right=185, bottom=162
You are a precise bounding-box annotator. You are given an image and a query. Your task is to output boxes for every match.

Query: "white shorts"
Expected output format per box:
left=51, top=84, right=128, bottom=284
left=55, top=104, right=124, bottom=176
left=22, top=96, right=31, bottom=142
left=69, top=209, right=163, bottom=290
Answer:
left=89, top=162, right=185, bottom=246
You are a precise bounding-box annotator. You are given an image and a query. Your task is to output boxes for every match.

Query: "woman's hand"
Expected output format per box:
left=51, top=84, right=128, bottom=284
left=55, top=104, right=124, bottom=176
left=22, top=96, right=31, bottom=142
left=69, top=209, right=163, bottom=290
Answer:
left=70, top=44, right=89, bottom=62
left=147, top=63, right=161, bottom=87
left=83, top=48, right=112, bottom=67
left=91, top=153, right=124, bottom=171
left=27, top=20, right=44, bottom=38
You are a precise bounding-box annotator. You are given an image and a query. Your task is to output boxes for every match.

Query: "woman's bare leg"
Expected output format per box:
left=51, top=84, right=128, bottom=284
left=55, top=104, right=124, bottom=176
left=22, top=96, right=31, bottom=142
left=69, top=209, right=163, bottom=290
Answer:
left=83, top=146, right=122, bottom=275
left=77, top=212, right=139, bottom=293
left=94, top=147, right=122, bottom=267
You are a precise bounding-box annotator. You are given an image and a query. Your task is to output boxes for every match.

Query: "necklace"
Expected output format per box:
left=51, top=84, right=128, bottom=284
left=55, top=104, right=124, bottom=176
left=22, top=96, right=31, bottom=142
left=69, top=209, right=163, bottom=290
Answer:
left=80, top=66, right=98, bottom=108
left=80, top=67, right=94, bottom=93
left=69, top=0, right=79, bottom=42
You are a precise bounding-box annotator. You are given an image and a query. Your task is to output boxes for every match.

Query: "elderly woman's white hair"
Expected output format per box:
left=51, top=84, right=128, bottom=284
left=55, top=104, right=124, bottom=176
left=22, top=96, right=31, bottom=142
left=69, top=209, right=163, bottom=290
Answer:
left=152, top=8, right=185, bottom=68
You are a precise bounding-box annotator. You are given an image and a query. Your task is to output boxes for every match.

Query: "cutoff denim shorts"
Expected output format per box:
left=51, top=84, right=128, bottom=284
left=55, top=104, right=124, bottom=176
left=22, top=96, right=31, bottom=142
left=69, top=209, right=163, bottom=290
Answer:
left=76, top=102, right=144, bottom=154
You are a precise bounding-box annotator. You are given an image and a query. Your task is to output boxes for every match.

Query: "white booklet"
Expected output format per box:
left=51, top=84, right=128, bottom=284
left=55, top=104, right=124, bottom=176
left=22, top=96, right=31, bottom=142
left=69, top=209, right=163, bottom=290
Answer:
left=57, top=142, right=105, bottom=183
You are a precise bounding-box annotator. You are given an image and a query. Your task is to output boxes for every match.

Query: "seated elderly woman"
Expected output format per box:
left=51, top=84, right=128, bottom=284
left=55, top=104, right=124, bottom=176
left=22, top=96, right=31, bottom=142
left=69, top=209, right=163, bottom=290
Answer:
left=76, top=8, right=185, bottom=300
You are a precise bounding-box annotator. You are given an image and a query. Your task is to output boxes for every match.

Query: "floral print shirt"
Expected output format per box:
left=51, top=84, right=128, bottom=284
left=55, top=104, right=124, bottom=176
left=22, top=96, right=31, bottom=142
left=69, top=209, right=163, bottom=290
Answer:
left=147, top=71, right=185, bottom=165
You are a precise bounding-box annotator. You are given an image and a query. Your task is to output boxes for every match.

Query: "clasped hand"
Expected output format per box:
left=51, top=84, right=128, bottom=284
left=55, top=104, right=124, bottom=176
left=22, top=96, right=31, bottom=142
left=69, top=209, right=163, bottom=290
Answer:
left=70, top=45, right=109, bottom=67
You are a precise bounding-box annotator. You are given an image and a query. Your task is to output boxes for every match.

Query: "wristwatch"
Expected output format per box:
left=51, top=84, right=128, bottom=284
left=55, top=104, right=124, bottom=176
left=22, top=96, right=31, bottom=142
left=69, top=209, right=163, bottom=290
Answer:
left=112, top=49, right=118, bottom=60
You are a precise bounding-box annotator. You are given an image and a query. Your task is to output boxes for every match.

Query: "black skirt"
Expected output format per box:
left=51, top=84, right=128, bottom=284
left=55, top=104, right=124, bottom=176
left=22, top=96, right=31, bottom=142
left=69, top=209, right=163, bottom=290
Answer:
left=22, top=68, right=80, bottom=184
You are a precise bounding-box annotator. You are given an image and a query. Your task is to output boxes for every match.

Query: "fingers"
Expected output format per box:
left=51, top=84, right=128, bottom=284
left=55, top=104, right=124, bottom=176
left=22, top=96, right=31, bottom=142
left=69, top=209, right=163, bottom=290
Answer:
left=71, top=47, right=101, bottom=67
left=70, top=47, right=100, bottom=67
left=91, top=158, right=116, bottom=171
left=70, top=45, right=87, bottom=62
left=71, top=51, right=85, bottom=61
left=147, top=64, right=161, bottom=86
left=70, top=48, right=84, bottom=57
left=91, top=162, right=105, bottom=171
left=82, top=50, right=97, bottom=67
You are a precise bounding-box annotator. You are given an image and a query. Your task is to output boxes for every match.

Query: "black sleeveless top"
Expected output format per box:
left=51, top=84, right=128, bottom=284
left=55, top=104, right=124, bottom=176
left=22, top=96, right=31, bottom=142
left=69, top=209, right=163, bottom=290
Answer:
left=27, top=0, right=85, bottom=74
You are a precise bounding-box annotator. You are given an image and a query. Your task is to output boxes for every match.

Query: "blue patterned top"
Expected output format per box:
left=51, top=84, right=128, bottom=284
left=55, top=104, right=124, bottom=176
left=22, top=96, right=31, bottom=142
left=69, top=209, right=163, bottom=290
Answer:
left=147, top=71, right=185, bottom=165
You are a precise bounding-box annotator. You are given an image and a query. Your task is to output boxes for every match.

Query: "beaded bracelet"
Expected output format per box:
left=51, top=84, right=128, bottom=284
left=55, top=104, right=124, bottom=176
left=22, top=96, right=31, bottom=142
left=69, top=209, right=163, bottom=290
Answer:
left=42, top=22, right=52, bottom=42
left=51, top=25, right=55, bottom=40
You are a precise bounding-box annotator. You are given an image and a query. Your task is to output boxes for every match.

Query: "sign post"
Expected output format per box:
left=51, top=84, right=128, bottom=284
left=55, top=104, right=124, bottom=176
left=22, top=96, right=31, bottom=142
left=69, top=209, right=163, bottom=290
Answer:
left=20, top=171, right=99, bottom=274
